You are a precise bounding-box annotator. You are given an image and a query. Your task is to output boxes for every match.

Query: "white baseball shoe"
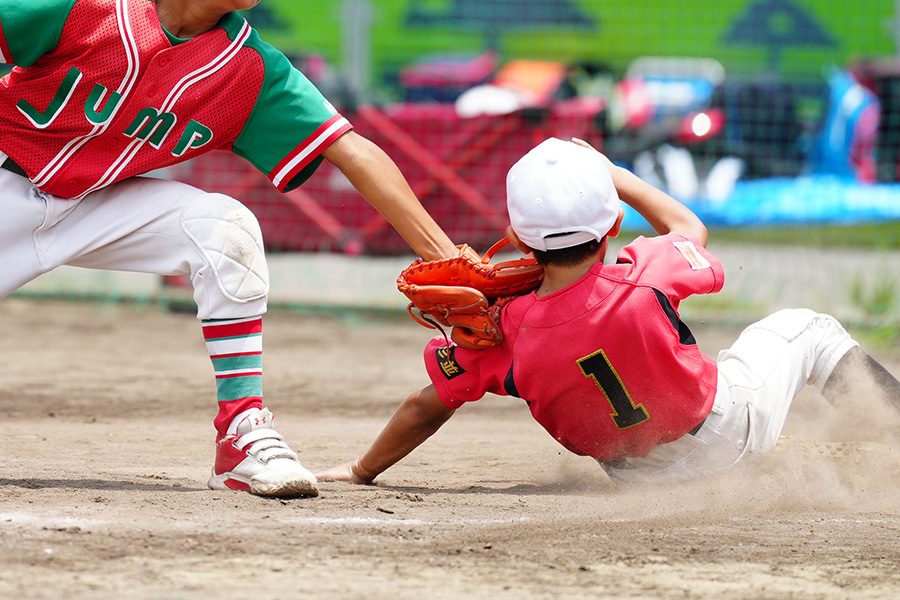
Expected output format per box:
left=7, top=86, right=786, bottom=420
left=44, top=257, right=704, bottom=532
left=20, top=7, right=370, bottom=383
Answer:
left=208, top=408, right=318, bottom=498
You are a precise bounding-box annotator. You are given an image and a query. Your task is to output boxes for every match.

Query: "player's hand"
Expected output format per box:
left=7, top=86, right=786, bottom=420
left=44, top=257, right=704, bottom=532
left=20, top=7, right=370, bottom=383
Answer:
left=571, top=137, right=631, bottom=199
left=571, top=137, right=615, bottom=169
left=314, top=460, right=373, bottom=485
left=570, top=136, right=596, bottom=151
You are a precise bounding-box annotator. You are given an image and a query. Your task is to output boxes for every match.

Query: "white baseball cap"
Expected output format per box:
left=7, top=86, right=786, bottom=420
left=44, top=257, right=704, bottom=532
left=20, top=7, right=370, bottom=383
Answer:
left=506, top=137, right=621, bottom=251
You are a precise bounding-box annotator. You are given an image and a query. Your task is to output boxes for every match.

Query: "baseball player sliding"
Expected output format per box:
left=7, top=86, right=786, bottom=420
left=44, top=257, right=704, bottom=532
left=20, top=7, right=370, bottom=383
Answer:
left=0, top=0, right=457, bottom=498
left=317, top=137, right=900, bottom=486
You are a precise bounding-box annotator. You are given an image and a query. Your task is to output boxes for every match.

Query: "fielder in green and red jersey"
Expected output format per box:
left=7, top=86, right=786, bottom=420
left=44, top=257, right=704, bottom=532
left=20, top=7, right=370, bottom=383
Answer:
left=0, top=0, right=350, bottom=198
left=0, top=0, right=457, bottom=499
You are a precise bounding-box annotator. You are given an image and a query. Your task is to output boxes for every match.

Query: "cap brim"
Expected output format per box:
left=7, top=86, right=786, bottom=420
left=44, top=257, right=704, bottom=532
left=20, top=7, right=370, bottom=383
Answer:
left=540, top=230, right=603, bottom=250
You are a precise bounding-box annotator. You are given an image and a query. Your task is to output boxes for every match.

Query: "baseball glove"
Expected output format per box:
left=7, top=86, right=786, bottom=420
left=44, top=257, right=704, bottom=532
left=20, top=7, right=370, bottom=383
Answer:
left=397, top=237, right=544, bottom=349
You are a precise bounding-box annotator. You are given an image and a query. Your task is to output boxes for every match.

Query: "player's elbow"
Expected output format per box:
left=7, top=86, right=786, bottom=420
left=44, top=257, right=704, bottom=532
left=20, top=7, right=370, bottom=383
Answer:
left=403, top=386, right=455, bottom=429
left=690, top=222, right=709, bottom=247
left=673, top=217, right=708, bottom=247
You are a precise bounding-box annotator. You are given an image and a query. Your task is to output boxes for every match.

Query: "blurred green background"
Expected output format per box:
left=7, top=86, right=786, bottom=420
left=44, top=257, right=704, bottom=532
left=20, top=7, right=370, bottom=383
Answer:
left=247, top=0, right=895, bottom=90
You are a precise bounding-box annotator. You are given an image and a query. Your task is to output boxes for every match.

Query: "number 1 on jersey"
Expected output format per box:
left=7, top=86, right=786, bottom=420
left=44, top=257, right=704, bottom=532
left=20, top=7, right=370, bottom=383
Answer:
left=577, top=349, right=649, bottom=429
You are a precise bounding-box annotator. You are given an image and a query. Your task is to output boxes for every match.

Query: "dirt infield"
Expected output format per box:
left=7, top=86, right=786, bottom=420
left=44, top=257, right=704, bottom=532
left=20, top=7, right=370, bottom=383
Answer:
left=2, top=297, right=900, bottom=600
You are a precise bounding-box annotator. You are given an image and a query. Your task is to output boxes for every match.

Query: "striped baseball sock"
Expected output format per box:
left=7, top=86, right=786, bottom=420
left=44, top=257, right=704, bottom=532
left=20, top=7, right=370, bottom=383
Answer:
left=202, top=316, right=265, bottom=440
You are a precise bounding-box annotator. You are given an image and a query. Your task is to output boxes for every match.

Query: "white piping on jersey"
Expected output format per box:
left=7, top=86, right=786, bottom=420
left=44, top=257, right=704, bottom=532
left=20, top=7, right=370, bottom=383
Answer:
left=77, top=20, right=252, bottom=199
left=271, top=116, right=351, bottom=188
left=33, top=0, right=140, bottom=188
left=0, top=19, right=12, bottom=64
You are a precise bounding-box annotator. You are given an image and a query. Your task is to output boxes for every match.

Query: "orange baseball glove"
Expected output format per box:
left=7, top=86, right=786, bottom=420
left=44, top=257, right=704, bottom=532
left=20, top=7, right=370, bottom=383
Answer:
left=397, top=237, right=544, bottom=349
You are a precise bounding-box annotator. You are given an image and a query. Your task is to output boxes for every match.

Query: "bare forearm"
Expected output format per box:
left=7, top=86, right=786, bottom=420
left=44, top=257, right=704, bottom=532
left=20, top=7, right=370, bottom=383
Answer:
left=323, top=132, right=457, bottom=260
left=569, top=137, right=708, bottom=247
left=352, top=386, right=455, bottom=483
left=610, top=164, right=708, bottom=246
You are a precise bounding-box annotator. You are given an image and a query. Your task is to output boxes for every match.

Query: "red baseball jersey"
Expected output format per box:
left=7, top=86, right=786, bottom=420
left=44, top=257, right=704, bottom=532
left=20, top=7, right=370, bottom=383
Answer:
left=425, top=233, right=725, bottom=461
left=0, top=0, right=351, bottom=199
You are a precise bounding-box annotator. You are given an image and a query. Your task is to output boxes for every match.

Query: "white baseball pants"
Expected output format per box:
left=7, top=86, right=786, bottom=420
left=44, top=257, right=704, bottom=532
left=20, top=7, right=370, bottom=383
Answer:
left=0, top=152, right=269, bottom=319
left=603, top=308, right=860, bottom=484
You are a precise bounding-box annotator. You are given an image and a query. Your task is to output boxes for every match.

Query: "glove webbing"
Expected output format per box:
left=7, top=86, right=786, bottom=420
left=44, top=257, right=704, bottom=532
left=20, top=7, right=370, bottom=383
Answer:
left=408, top=296, right=515, bottom=348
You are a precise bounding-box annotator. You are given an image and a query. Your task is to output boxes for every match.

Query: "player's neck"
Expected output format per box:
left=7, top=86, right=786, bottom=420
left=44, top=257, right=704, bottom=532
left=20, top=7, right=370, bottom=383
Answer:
left=535, top=256, right=603, bottom=296
left=155, top=0, right=226, bottom=39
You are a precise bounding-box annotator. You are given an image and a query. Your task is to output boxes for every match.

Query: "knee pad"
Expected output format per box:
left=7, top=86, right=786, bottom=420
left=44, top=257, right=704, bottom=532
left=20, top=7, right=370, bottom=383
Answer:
left=181, top=193, right=269, bottom=304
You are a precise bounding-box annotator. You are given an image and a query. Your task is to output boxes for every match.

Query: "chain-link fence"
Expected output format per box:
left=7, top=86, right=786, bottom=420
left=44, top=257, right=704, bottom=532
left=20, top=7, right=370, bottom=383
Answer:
left=172, top=0, right=900, bottom=255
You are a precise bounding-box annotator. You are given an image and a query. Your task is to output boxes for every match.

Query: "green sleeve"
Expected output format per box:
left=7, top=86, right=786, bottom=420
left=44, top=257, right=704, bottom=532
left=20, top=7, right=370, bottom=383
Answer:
left=0, top=0, right=78, bottom=66
left=233, top=29, right=342, bottom=190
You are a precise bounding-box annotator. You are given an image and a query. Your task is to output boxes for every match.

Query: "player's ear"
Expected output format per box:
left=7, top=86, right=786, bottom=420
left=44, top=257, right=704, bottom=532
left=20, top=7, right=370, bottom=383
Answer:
left=607, top=208, right=625, bottom=238
left=506, top=226, right=533, bottom=254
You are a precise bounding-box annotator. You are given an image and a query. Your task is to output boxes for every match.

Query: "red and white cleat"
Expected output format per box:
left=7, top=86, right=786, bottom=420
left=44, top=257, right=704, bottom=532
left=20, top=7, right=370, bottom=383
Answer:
left=208, top=409, right=318, bottom=498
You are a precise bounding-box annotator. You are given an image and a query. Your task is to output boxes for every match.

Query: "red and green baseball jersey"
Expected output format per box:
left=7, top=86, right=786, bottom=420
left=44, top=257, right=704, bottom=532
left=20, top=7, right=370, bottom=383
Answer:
left=0, top=0, right=351, bottom=199
left=424, top=233, right=725, bottom=461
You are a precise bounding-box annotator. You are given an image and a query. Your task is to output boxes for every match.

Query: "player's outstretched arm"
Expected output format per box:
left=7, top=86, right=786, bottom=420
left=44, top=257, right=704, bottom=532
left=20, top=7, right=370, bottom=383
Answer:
left=322, top=131, right=457, bottom=261
left=315, top=385, right=456, bottom=485
left=571, top=138, right=709, bottom=247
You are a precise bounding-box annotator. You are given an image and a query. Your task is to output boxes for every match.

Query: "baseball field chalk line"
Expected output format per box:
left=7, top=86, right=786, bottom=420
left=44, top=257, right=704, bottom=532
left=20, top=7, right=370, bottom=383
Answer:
left=0, top=511, right=530, bottom=530
left=0, top=512, right=107, bottom=528
left=277, top=516, right=532, bottom=527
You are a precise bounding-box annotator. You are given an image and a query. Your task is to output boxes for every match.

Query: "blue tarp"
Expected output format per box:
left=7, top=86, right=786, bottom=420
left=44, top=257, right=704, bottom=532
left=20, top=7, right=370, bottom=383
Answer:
left=621, top=175, right=900, bottom=229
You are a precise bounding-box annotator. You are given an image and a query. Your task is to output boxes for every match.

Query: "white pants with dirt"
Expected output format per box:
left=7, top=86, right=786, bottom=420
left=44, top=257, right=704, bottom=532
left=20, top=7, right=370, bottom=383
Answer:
left=0, top=151, right=268, bottom=320
left=602, top=308, right=859, bottom=484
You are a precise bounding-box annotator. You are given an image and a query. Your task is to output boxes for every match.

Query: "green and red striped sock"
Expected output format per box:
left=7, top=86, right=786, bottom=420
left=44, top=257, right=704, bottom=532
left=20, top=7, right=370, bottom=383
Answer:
left=202, top=316, right=265, bottom=440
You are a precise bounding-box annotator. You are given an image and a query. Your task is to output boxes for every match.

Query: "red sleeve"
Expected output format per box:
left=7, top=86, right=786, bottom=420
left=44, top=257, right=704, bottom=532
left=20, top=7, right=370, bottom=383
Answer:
left=423, top=337, right=512, bottom=409
left=615, top=233, right=724, bottom=300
